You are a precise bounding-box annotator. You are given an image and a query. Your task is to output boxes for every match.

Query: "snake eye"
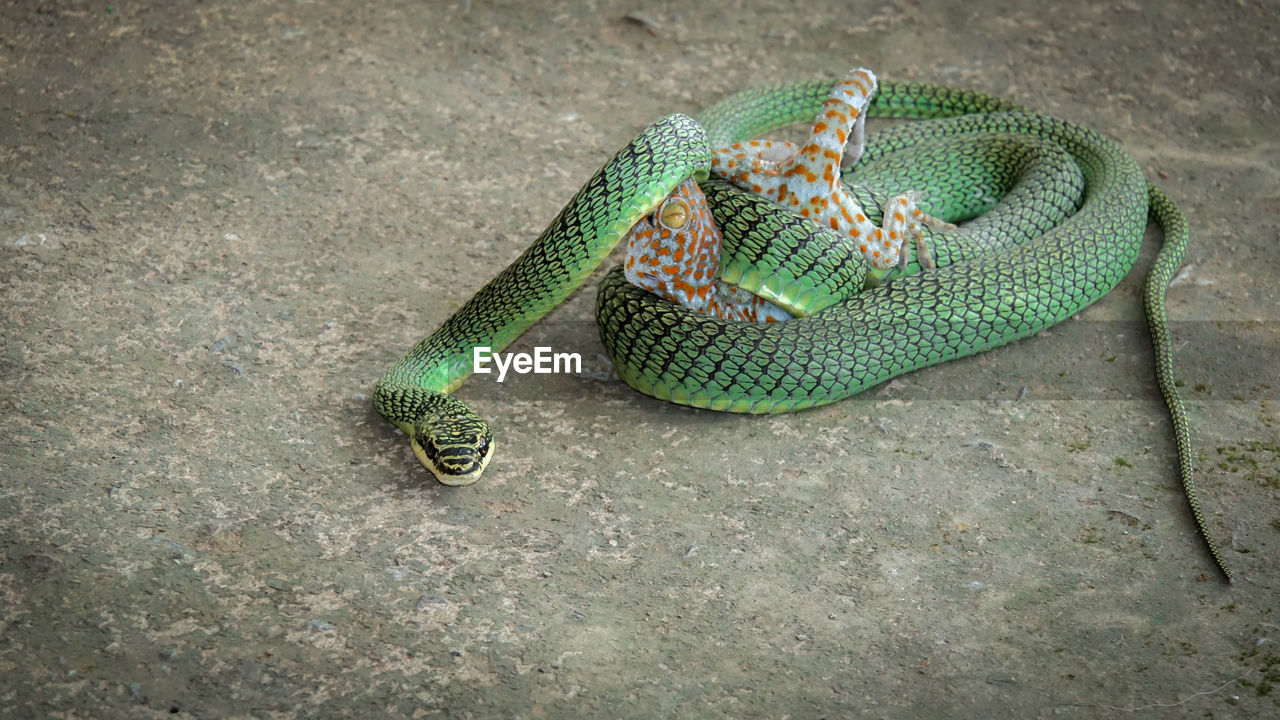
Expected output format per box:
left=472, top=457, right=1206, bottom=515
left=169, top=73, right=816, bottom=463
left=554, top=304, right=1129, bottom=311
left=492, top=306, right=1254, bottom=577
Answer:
left=657, top=198, right=690, bottom=230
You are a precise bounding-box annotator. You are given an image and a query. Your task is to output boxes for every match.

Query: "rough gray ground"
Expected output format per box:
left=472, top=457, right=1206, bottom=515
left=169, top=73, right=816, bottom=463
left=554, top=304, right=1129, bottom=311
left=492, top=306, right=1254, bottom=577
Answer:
left=2, top=1, right=1277, bottom=717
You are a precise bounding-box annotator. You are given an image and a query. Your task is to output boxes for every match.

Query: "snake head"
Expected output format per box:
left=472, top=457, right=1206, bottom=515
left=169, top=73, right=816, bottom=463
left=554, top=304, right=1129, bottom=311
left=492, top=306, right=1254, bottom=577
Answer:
left=411, top=407, right=495, bottom=486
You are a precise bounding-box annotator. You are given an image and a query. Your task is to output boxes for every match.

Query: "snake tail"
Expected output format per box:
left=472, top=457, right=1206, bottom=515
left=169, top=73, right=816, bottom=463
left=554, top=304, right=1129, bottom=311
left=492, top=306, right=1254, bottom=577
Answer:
left=1145, top=183, right=1230, bottom=580
left=374, top=114, right=711, bottom=484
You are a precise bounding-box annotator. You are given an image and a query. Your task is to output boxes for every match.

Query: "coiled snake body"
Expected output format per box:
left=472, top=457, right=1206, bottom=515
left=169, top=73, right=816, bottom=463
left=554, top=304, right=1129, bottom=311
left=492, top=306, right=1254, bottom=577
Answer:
left=374, top=77, right=1229, bottom=580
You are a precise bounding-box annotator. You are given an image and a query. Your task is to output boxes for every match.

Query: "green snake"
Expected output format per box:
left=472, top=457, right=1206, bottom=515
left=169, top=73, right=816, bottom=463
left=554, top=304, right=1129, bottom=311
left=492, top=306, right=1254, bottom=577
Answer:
left=374, top=77, right=1229, bottom=580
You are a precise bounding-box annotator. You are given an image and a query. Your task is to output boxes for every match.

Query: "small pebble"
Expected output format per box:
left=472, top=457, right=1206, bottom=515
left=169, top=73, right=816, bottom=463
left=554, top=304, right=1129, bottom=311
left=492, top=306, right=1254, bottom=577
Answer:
left=623, top=10, right=660, bottom=35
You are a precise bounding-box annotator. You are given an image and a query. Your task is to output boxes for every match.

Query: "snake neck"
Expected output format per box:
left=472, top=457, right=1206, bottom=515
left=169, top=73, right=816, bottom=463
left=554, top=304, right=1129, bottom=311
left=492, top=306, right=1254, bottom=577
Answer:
left=377, top=114, right=714, bottom=400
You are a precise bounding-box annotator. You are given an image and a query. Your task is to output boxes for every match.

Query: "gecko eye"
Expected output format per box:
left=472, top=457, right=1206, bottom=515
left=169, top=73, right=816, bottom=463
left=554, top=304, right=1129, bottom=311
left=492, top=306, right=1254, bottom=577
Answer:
left=657, top=198, right=690, bottom=230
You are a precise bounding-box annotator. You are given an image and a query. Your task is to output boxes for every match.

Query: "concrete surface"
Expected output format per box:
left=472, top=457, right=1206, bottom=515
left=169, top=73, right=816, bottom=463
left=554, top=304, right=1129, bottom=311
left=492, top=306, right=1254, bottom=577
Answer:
left=2, top=1, right=1277, bottom=718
